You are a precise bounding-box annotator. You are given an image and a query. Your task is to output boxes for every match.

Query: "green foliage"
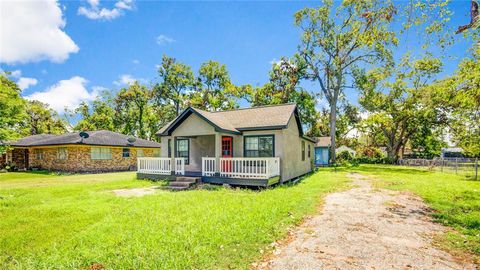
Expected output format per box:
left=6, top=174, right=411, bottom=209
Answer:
left=154, top=55, right=195, bottom=115
left=0, top=171, right=349, bottom=269
left=356, top=146, right=384, bottom=158
left=0, top=74, right=26, bottom=150
left=251, top=58, right=318, bottom=132
left=25, top=100, right=68, bottom=135
left=294, top=0, right=397, bottom=162
left=189, top=60, right=247, bottom=111
left=428, top=45, right=480, bottom=156
left=355, top=54, right=446, bottom=161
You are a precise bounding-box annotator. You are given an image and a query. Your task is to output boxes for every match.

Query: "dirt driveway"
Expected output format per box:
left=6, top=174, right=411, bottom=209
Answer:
left=259, top=173, right=475, bottom=270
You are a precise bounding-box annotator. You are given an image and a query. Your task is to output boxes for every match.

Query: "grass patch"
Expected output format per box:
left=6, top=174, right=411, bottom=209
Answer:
left=0, top=170, right=348, bottom=269
left=349, top=164, right=480, bottom=261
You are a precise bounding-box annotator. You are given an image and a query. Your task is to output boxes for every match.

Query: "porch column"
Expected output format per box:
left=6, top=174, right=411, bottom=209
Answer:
left=214, top=132, right=222, bottom=174
left=171, top=136, right=175, bottom=175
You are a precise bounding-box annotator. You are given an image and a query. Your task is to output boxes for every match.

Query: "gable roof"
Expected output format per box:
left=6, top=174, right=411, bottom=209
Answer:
left=157, top=103, right=304, bottom=136
left=5, top=130, right=161, bottom=148
left=313, top=136, right=331, bottom=147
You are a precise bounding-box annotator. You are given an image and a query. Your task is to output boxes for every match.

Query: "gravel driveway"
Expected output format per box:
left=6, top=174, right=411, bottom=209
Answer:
left=258, top=173, right=475, bottom=270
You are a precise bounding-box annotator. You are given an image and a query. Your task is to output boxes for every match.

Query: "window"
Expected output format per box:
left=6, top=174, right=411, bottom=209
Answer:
left=175, top=139, right=189, bottom=164
left=244, top=135, right=274, bottom=157
left=153, top=149, right=161, bottom=157
left=34, top=149, right=43, bottom=160
left=168, top=139, right=172, bottom=158
left=302, top=141, right=305, bottom=161
left=57, top=148, right=67, bottom=160
left=137, top=149, right=144, bottom=157
left=122, top=148, right=130, bottom=158
left=308, top=145, right=311, bottom=158
left=91, top=147, right=112, bottom=160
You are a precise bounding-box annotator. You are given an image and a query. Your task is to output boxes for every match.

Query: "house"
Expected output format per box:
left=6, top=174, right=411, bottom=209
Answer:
left=137, top=104, right=315, bottom=187
left=336, top=145, right=356, bottom=157
left=441, top=147, right=464, bottom=158
left=1, top=130, right=161, bottom=172
left=313, top=136, right=330, bottom=166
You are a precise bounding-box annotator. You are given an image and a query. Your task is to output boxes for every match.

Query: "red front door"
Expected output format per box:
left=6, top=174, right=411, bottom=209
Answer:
left=222, top=137, right=233, bottom=172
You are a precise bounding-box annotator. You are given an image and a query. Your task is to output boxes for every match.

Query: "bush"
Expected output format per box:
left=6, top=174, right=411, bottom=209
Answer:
left=357, top=146, right=384, bottom=158
left=336, top=150, right=353, bottom=162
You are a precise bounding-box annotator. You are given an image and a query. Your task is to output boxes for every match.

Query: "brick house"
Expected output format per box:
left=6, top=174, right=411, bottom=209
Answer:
left=1, top=130, right=161, bottom=172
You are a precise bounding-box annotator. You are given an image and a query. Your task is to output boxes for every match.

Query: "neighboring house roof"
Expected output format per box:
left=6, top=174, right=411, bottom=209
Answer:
left=441, top=147, right=463, bottom=153
left=157, top=103, right=315, bottom=142
left=313, top=136, right=331, bottom=147
left=5, top=130, right=161, bottom=148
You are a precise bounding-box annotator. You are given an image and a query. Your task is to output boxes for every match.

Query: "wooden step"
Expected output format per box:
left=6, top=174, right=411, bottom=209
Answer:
left=169, top=181, right=192, bottom=187
left=176, top=176, right=200, bottom=183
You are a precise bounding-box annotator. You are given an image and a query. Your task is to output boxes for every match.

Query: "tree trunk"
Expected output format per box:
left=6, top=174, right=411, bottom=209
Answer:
left=329, top=104, right=337, bottom=164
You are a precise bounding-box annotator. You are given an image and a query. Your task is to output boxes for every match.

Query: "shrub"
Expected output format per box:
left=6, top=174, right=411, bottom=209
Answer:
left=357, top=146, right=384, bottom=158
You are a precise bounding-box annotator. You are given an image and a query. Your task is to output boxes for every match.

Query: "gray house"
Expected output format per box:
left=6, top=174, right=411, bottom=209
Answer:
left=137, top=104, right=315, bottom=187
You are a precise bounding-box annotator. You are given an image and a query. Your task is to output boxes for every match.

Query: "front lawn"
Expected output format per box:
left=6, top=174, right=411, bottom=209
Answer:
left=350, top=165, right=480, bottom=260
left=0, top=170, right=348, bottom=269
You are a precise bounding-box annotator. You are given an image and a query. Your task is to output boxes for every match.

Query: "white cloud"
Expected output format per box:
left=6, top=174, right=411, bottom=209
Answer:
left=132, top=59, right=140, bottom=64
left=156, top=34, right=175, bottom=45
left=11, top=70, right=22, bottom=78
left=17, top=77, right=38, bottom=90
left=0, top=0, right=79, bottom=64
left=25, top=76, right=99, bottom=112
left=78, top=0, right=134, bottom=20
left=113, top=74, right=136, bottom=86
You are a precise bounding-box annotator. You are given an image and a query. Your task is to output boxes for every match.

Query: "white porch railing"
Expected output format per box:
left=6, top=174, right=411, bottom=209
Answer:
left=202, top=157, right=216, bottom=176
left=218, top=157, right=280, bottom=179
left=175, top=158, right=185, bottom=175
left=137, top=158, right=171, bottom=175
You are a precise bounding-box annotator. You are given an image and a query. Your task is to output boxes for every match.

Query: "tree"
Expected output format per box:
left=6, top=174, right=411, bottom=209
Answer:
left=154, top=55, right=195, bottom=116
left=25, top=100, right=67, bottom=135
left=250, top=58, right=318, bottom=133
left=114, top=82, right=153, bottom=139
left=0, top=74, right=26, bottom=149
left=428, top=45, right=480, bottom=156
left=74, top=96, right=116, bottom=132
left=355, top=55, right=445, bottom=161
left=189, top=61, right=246, bottom=111
left=294, top=0, right=397, bottom=163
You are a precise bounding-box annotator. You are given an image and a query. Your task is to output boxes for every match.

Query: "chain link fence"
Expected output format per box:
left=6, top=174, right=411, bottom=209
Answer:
left=397, top=157, right=479, bottom=180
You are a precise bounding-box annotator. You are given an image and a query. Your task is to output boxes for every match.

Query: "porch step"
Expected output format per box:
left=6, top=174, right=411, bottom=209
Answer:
left=165, top=176, right=200, bottom=191
left=175, top=176, right=201, bottom=183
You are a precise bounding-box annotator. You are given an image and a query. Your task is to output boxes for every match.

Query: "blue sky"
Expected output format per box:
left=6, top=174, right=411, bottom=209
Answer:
left=0, top=0, right=476, bottom=114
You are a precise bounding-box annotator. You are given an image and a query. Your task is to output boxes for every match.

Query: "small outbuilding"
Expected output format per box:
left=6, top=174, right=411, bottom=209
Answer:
left=313, top=136, right=330, bottom=166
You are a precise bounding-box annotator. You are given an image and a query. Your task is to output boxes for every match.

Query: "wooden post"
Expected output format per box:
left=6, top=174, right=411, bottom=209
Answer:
left=455, top=157, right=458, bottom=174
left=475, top=158, right=478, bottom=181
left=214, top=132, right=221, bottom=175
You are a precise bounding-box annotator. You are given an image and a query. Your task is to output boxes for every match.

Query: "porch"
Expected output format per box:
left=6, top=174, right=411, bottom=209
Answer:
left=137, top=157, right=281, bottom=187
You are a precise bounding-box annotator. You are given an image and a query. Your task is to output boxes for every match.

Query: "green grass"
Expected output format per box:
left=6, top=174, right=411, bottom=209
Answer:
left=348, top=164, right=480, bottom=259
left=0, top=170, right=349, bottom=269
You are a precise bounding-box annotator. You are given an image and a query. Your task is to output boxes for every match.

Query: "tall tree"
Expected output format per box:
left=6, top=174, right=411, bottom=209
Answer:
left=355, top=56, right=445, bottom=160
left=251, top=58, right=318, bottom=133
left=154, top=55, right=195, bottom=116
left=74, top=97, right=116, bottom=132
left=189, top=61, right=245, bottom=111
left=0, top=74, right=26, bottom=149
left=428, top=45, right=480, bottom=156
left=294, top=0, right=397, bottom=163
left=114, top=82, right=152, bottom=139
left=25, top=100, right=67, bottom=135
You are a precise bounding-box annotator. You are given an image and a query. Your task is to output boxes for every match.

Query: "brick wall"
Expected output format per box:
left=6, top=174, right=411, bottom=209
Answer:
left=12, top=148, right=27, bottom=170
left=28, top=146, right=159, bottom=173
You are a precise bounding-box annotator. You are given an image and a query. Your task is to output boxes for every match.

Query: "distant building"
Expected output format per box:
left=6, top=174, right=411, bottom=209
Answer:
left=441, top=147, right=464, bottom=158
left=313, top=137, right=330, bottom=166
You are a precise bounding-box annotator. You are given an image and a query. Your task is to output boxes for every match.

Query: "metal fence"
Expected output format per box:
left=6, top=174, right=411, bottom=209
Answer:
left=397, top=157, right=479, bottom=180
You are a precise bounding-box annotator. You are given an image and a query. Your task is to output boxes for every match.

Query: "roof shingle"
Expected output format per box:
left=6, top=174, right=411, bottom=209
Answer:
left=6, top=130, right=161, bottom=148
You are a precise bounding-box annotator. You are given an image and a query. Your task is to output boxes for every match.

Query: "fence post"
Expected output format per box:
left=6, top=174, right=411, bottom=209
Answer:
left=475, top=158, right=478, bottom=181
left=456, top=159, right=459, bottom=174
